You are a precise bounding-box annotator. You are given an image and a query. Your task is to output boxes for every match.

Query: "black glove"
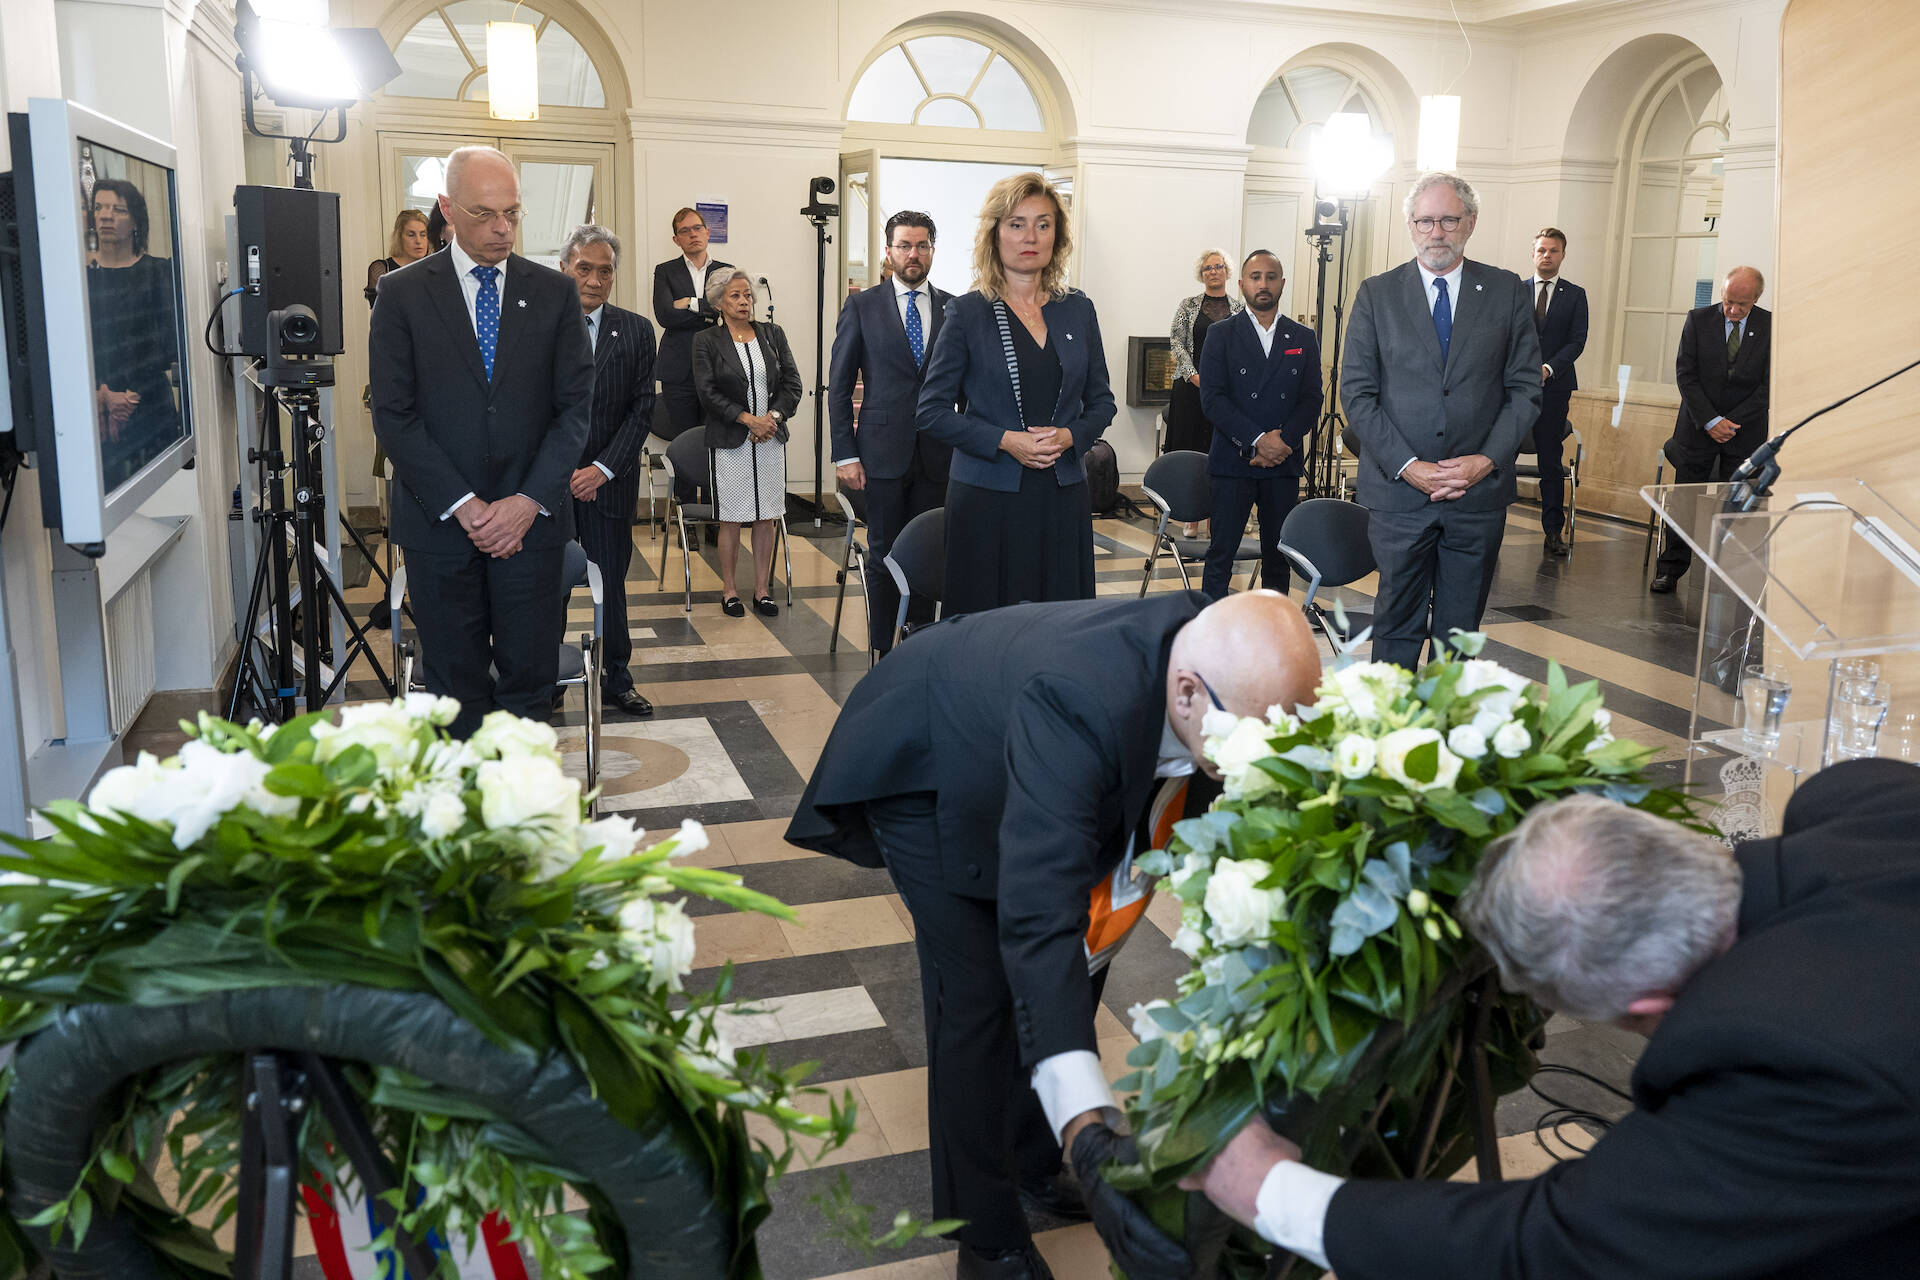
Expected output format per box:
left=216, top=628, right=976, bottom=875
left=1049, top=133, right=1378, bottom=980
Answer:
left=1070, top=1121, right=1192, bottom=1280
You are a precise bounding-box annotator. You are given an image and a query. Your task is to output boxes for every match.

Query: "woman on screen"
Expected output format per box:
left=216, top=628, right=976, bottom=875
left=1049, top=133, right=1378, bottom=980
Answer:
left=87, top=175, right=182, bottom=490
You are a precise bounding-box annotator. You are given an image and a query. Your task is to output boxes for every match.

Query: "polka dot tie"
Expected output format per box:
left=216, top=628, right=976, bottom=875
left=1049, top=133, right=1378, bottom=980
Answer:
left=904, top=289, right=925, bottom=368
left=472, top=264, right=499, bottom=380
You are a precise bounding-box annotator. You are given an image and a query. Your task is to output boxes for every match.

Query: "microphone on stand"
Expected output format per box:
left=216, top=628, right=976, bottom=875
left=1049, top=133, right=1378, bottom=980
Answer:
left=759, top=275, right=774, bottom=324
left=1723, top=352, right=1920, bottom=513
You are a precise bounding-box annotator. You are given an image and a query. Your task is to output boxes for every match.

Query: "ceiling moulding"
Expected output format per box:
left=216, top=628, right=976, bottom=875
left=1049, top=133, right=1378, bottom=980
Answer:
left=627, top=108, right=846, bottom=148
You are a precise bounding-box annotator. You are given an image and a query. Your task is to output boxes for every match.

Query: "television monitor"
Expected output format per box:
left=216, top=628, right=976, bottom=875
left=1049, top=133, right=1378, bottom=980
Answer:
left=3, top=99, right=194, bottom=553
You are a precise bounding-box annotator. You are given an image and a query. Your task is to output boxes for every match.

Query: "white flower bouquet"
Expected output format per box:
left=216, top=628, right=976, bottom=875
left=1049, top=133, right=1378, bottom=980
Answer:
left=1111, top=634, right=1697, bottom=1276
left=0, top=698, right=851, bottom=1279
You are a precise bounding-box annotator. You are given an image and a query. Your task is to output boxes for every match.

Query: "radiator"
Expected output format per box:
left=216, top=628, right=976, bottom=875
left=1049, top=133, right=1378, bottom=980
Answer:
left=104, top=572, right=157, bottom=735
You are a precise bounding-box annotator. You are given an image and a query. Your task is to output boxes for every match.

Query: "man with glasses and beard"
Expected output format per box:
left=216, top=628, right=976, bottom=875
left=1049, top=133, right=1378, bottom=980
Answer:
left=827, top=210, right=954, bottom=654
left=788, top=591, right=1321, bottom=1280
left=1340, top=171, right=1541, bottom=671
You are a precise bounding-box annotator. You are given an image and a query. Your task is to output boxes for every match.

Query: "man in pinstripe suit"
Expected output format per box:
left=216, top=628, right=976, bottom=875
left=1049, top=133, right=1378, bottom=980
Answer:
left=563, top=225, right=657, bottom=717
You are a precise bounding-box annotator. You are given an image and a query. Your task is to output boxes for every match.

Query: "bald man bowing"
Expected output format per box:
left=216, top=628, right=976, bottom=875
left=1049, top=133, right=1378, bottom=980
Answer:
left=371, top=146, right=592, bottom=737
left=788, top=592, right=1321, bottom=1280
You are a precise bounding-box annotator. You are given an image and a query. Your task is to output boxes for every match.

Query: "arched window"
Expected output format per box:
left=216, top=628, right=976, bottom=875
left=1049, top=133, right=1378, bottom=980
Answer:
left=1247, top=65, right=1394, bottom=154
left=1617, top=57, right=1728, bottom=388
left=386, top=1, right=605, bottom=109
left=848, top=34, right=1044, bottom=132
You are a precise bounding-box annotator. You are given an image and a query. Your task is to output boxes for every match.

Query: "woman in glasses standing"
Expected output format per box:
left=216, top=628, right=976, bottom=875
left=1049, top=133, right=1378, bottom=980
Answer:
left=916, top=171, right=1115, bottom=617
left=1164, top=248, right=1241, bottom=536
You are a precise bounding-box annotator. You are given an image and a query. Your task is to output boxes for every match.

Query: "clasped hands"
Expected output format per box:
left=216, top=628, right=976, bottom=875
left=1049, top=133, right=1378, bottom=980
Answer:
left=1002, top=424, right=1073, bottom=469
left=1250, top=431, right=1292, bottom=468
left=1404, top=453, right=1494, bottom=502
left=1708, top=419, right=1739, bottom=445
left=456, top=493, right=538, bottom=558
left=741, top=412, right=780, bottom=444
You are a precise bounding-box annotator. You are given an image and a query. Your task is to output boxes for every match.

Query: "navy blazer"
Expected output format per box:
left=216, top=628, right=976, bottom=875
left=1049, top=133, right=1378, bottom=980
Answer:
left=370, top=251, right=592, bottom=553
left=651, top=256, right=731, bottom=385
left=1527, top=276, right=1588, bottom=397
left=1670, top=302, right=1771, bottom=463
left=827, top=281, right=953, bottom=482
left=1198, top=310, right=1323, bottom=479
left=579, top=302, right=656, bottom=517
left=916, top=289, right=1116, bottom=493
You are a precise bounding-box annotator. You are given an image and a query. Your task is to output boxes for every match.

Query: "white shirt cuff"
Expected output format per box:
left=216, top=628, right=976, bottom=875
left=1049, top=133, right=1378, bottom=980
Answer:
left=832, top=457, right=860, bottom=467
left=517, top=493, right=550, bottom=517
left=1252, top=1160, right=1346, bottom=1270
left=1544, top=364, right=1555, bottom=378
left=442, top=492, right=477, bottom=520
left=1705, top=415, right=1725, bottom=431
left=1394, top=457, right=1416, bottom=480
left=1030, top=1050, right=1120, bottom=1144
left=593, top=461, right=614, bottom=480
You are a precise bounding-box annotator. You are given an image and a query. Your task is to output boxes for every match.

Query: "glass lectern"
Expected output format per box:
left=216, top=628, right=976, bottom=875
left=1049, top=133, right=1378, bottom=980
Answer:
left=1644, top=478, right=1920, bottom=839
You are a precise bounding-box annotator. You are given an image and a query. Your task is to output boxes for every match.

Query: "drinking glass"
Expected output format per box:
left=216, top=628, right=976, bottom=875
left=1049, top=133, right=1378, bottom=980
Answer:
left=1835, top=680, right=1893, bottom=760
left=1739, top=664, right=1791, bottom=753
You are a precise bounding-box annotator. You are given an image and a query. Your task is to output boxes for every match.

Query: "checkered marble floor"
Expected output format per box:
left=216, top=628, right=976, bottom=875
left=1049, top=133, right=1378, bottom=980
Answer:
left=129, top=496, right=1702, bottom=1279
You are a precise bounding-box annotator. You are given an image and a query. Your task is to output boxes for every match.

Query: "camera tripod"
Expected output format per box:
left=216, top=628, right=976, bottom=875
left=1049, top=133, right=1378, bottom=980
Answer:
left=228, top=376, right=394, bottom=722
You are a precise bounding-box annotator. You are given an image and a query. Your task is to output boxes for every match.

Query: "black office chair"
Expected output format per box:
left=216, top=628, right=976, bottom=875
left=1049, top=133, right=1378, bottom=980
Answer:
left=882, top=507, right=944, bottom=651
left=660, top=427, right=794, bottom=614
left=1137, top=450, right=1259, bottom=595
left=1514, top=427, right=1585, bottom=553
left=1276, top=498, right=1376, bottom=651
left=830, top=488, right=874, bottom=663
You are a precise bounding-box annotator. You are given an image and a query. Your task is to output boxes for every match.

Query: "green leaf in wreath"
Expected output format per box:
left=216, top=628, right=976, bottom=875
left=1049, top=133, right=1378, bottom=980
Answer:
left=99, top=1150, right=137, bottom=1184
left=1403, top=740, right=1439, bottom=785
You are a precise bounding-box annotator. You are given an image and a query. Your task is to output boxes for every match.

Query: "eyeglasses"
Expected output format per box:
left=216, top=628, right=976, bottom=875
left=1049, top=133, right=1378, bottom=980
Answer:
left=1195, top=672, right=1228, bottom=712
left=448, top=200, right=525, bottom=227
left=1410, top=215, right=1465, bottom=234
left=889, top=241, right=933, bottom=255
left=1201, top=262, right=1229, bottom=272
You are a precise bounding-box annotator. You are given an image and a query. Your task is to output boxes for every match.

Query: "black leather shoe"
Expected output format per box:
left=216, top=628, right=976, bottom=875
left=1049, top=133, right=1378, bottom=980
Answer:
left=721, top=595, right=745, bottom=617
left=1649, top=574, right=1678, bottom=594
left=605, top=688, right=653, bottom=717
left=1018, top=1169, right=1089, bottom=1222
left=753, top=595, right=779, bottom=618
left=1544, top=531, right=1570, bottom=558
left=956, top=1244, right=1054, bottom=1280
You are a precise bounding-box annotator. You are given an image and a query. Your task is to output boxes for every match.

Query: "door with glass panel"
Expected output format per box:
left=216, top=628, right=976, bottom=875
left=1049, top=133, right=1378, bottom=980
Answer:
left=378, top=132, right=612, bottom=270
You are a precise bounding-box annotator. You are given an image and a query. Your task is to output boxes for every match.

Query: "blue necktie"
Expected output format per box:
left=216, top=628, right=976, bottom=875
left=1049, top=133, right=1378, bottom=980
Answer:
left=904, top=289, right=925, bottom=367
left=1432, top=276, right=1452, bottom=364
left=472, top=264, right=499, bottom=379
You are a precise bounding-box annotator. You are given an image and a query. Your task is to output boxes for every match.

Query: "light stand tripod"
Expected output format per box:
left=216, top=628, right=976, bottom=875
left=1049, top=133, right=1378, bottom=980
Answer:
left=228, top=356, right=394, bottom=723
left=1301, top=198, right=1355, bottom=500
left=799, top=176, right=844, bottom=528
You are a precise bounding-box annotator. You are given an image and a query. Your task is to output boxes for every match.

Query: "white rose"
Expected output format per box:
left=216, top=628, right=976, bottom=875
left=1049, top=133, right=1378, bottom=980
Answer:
left=1128, top=999, right=1174, bottom=1043
left=1207, top=716, right=1280, bottom=800
left=404, top=691, right=463, bottom=727
left=1265, top=705, right=1301, bottom=734
left=577, top=814, right=644, bottom=861
left=1492, top=721, right=1531, bottom=758
left=1168, top=851, right=1209, bottom=894
left=1321, top=662, right=1414, bottom=723
left=1375, top=727, right=1463, bottom=793
left=1334, top=734, right=1376, bottom=780
left=420, top=790, right=467, bottom=839
left=469, top=711, right=562, bottom=763
left=1447, top=724, right=1489, bottom=760
left=1454, top=660, right=1530, bottom=728
left=618, top=896, right=697, bottom=991
left=671, top=818, right=710, bottom=855
left=476, top=755, right=580, bottom=834
left=1592, top=709, right=1612, bottom=734
left=164, top=741, right=286, bottom=848
left=1200, top=708, right=1241, bottom=742
left=1171, top=922, right=1207, bottom=958
left=418, top=739, right=480, bottom=782
left=312, top=701, right=421, bottom=773
left=88, top=751, right=172, bottom=823
left=1203, top=857, right=1283, bottom=948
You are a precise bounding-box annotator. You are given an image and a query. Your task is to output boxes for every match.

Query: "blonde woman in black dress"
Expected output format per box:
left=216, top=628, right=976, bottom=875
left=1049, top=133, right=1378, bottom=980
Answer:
left=692, top=268, right=802, bottom=617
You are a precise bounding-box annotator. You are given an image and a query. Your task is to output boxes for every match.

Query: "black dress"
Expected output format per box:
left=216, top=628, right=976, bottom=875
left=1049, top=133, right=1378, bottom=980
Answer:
left=943, top=318, right=1095, bottom=616
left=1164, top=294, right=1234, bottom=454
left=86, top=255, right=182, bottom=491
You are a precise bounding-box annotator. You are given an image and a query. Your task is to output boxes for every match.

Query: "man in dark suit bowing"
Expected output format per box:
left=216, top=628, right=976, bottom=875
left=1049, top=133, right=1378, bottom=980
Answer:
left=1525, top=228, right=1588, bottom=557
left=1341, top=171, right=1541, bottom=671
left=651, top=207, right=731, bottom=443
left=371, top=145, right=591, bottom=738
left=1169, top=758, right=1920, bottom=1280
left=787, top=591, right=1322, bottom=1280
left=561, top=223, right=656, bottom=718
left=828, top=210, right=953, bottom=653
left=1197, top=250, right=1322, bottom=600
left=1651, top=265, right=1771, bottom=593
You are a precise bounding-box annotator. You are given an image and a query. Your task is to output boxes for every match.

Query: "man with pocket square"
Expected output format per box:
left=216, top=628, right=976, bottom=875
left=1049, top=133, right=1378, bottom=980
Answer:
left=1197, top=250, right=1323, bottom=600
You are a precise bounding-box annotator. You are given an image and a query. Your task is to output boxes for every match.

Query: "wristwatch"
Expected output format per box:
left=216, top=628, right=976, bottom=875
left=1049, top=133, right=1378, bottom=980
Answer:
left=769, top=409, right=785, bottom=425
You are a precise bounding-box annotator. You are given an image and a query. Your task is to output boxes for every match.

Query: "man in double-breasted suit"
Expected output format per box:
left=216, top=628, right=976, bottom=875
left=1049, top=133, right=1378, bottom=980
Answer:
left=1341, top=172, right=1542, bottom=671
left=1651, top=267, right=1771, bottom=593
left=1173, top=757, right=1920, bottom=1280
left=651, top=207, right=731, bottom=442
left=1525, top=228, right=1589, bottom=557
left=786, top=592, right=1321, bottom=1280
left=561, top=224, right=657, bottom=718
left=1197, top=250, right=1323, bottom=599
left=371, top=146, right=592, bottom=738
left=828, top=211, right=954, bottom=653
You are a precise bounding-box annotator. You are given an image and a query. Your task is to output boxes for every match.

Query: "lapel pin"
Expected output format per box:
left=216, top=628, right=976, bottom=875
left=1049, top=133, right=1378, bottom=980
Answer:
left=610, top=330, right=618, bottom=339
left=1475, top=284, right=1483, bottom=292
left=517, top=298, right=527, bottom=308
left=1065, top=333, right=1075, bottom=341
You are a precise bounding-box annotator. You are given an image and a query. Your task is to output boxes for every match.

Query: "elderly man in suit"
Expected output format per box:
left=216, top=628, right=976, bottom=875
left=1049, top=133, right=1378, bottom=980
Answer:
left=651, top=207, right=732, bottom=442
left=561, top=223, right=657, bottom=718
left=828, top=210, right=953, bottom=653
left=1197, top=250, right=1323, bottom=600
left=371, top=145, right=592, bottom=738
left=787, top=591, right=1322, bottom=1280
left=1341, top=171, right=1542, bottom=671
left=1152, top=758, right=1920, bottom=1280
left=1525, top=228, right=1589, bottom=557
left=1650, top=266, right=1771, bottom=593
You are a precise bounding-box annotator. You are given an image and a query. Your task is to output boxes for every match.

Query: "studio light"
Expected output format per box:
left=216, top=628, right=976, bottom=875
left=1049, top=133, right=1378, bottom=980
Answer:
left=486, top=21, right=540, bottom=122
left=1312, top=112, right=1393, bottom=199
left=1418, top=95, right=1462, bottom=172
left=233, top=0, right=401, bottom=187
